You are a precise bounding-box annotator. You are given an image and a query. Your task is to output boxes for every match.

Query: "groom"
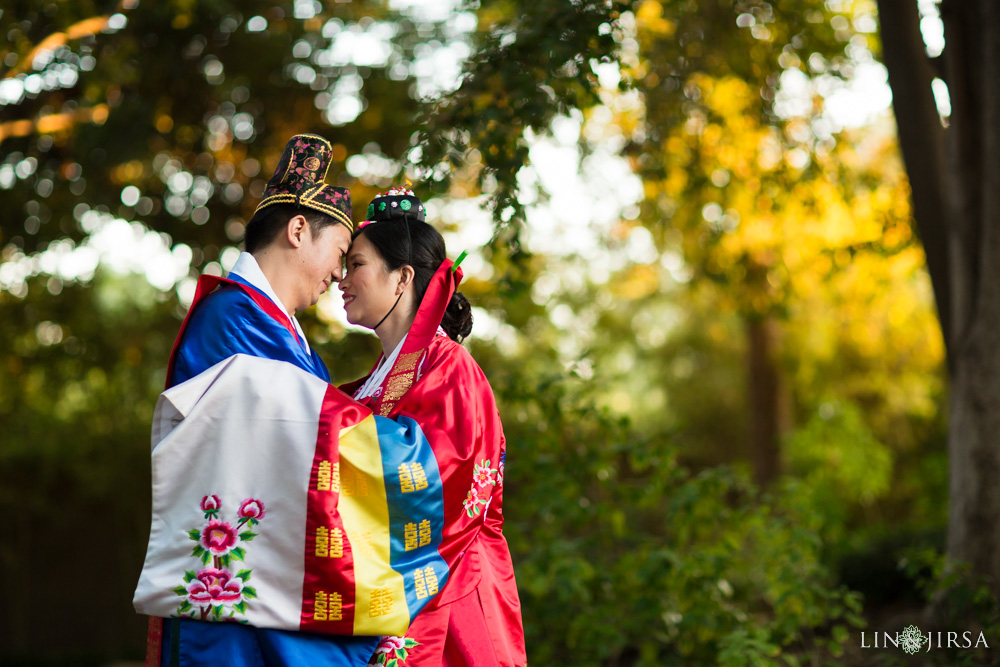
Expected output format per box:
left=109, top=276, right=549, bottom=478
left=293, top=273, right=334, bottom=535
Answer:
left=168, top=133, right=353, bottom=388
left=146, top=133, right=380, bottom=666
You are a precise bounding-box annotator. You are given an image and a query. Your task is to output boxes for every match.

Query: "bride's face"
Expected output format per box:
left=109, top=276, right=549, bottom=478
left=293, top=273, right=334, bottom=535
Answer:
left=339, top=234, right=403, bottom=328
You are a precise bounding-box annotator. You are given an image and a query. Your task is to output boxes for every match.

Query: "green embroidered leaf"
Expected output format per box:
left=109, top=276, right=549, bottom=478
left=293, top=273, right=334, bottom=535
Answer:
left=179, top=601, right=192, bottom=612
left=404, top=638, right=419, bottom=647
left=239, top=531, right=257, bottom=541
left=188, top=529, right=201, bottom=541
left=250, top=518, right=259, bottom=526
left=235, top=569, right=252, bottom=581
left=235, top=601, right=247, bottom=614
left=220, top=554, right=231, bottom=568
left=397, top=647, right=408, bottom=660
left=212, top=605, right=222, bottom=619
left=183, top=570, right=197, bottom=582
left=386, top=658, right=398, bottom=667
left=200, top=551, right=211, bottom=565
left=243, top=586, right=258, bottom=599
left=232, top=547, right=246, bottom=561
left=172, top=586, right=188, bottom=596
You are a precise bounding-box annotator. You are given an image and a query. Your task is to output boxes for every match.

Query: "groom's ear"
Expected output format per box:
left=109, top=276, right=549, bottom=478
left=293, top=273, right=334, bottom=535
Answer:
left=286, top=215, right=309, bottom=249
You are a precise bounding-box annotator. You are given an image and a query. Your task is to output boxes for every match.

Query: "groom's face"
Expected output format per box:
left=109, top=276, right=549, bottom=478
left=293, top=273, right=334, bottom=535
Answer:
left=297, top=221, right=351, bottom=309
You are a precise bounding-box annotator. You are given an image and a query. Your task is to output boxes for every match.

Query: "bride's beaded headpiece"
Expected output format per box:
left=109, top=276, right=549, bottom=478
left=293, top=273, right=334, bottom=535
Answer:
left=359, top=186, right=425, bottom=229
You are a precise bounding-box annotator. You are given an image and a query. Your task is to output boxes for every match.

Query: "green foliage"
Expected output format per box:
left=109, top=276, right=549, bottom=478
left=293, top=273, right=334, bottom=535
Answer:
left=495, top=367, right=862, bottom=665
left=419, top=0, right=629, bottom=239
left=889, top=549, right=1000, bottom=666
left=785, top=401, right=893, bottom=536
left=0, top=0, right=433, bottom=256
left=0, top=0, right=953, bottom=663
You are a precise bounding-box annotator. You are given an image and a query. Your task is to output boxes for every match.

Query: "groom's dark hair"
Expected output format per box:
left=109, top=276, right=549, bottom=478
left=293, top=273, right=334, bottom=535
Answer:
left=243, top=204, right=338, bottom=254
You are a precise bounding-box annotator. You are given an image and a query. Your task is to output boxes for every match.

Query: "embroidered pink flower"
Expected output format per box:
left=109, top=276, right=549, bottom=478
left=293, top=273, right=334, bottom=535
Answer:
left=238, top=498, right=266, bottom=521
left=200, top=495, right=221, bottom=515
left=186, top=567, right=244, bottom=608
left=463, top=487, right=483, bottom=517
left=472, top=459, right=497, bottom=488
left=368, top=635, right=419, bottom=664
left=200, top=519, right=238, bottom=555
left=374, top=636, right=406, bottom=654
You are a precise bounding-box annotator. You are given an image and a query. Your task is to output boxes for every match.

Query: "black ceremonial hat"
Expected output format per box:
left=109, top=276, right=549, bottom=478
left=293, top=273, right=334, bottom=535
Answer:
left=252, top=133, right=353, bottom=231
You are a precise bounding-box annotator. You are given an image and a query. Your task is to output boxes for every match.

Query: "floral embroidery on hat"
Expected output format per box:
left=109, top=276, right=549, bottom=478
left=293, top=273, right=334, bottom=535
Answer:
left=252, top=134, right=353, bottom=231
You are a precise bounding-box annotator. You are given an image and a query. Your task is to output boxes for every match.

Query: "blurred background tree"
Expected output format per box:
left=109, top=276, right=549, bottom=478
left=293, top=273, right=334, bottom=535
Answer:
left=0, top=0, right=968, bottom=665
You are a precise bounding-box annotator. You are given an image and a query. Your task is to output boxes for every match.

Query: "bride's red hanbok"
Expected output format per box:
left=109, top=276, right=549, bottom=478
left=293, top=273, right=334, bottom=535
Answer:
left=342, top=260, right=527, bottom=667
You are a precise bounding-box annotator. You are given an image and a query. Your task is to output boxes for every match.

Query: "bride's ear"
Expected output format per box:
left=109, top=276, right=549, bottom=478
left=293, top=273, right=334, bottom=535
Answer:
left=397, top=265, right=415, bottom=294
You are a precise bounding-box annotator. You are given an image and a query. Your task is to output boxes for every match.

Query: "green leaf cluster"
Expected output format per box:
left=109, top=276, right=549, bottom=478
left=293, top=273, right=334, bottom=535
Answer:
left=494, top=368, right=862, bottom=664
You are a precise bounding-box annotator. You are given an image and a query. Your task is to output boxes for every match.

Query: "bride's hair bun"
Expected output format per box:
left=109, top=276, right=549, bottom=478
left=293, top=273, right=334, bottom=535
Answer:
left=442, top=291, right=473, bottom=343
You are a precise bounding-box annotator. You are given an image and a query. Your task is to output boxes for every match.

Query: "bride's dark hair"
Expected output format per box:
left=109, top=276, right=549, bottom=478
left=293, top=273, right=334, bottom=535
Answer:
left=353, top=219, right=473, bottom=343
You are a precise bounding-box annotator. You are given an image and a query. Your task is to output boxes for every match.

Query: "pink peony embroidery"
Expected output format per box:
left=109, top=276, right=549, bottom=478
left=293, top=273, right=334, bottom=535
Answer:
left=472, top=459, right=497, bottom=488
left=369, top=635, right=420, bottom=664
left=238, top=498, right=266, bottom=521
left=374, top=636, right=406, bottom=654
left=176, top=494, right=263, bottom=621
left=463, top=487, right=484, bottom=518
left=200, top=494, right=221, bottom=517
left=186, top=568, right=244, bottom=609
left=201, top=519, right=238, bottom=556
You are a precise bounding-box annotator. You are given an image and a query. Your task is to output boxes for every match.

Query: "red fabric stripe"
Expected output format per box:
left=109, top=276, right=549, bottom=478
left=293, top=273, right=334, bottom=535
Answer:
left=299, top=385, right=373, bottom=633
left=144, top=616, right=163, bottom=667
left=164, top=274, right=301, bottom=388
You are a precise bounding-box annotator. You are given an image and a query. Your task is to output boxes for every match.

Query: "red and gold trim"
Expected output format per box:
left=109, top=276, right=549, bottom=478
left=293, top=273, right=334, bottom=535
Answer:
left=370, top=260, right=463, bottom=417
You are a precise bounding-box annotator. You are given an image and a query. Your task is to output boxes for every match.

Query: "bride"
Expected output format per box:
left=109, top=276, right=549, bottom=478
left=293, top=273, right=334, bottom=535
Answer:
left=339, top=188, right=526, bottom=667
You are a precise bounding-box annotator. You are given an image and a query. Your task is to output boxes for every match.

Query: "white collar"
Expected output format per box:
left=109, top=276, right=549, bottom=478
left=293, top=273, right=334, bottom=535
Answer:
left=354, top=333, right=408, bottom=400
left=229, top=252, right=310, bottom=353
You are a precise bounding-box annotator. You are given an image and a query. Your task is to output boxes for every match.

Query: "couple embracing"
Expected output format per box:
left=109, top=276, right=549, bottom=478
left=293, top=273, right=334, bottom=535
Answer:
left=134, top=134, right=526, bottom=667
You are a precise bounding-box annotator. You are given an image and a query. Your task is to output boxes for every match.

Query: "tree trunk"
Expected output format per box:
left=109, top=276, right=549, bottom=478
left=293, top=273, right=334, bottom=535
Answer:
left=878, top=0, right=1000, bottom=588
left=746, top=315, right=789, bottom=487
left=946, top=0, right=1000, bottom=588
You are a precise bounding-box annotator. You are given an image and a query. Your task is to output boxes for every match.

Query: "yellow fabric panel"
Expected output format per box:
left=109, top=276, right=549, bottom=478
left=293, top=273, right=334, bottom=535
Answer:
left=337, top=415, right=410, bottom=635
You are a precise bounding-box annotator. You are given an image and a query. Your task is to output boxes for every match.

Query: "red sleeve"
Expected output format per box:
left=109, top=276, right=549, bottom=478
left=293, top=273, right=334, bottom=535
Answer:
left=392, top=338, right=508, bottom=606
